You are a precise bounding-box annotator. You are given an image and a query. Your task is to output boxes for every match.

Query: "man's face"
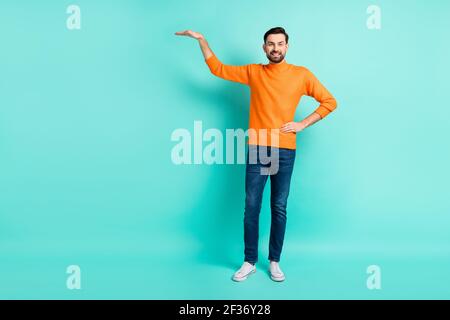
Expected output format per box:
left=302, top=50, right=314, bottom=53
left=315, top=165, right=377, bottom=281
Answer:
left=263, top=33, right=289, bottom=63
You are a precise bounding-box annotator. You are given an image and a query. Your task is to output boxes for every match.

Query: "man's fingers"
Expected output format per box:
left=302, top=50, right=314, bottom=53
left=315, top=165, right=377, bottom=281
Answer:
left=281, top=125, right=296, bottom=133
left=281, top=122, right=298, bottom=134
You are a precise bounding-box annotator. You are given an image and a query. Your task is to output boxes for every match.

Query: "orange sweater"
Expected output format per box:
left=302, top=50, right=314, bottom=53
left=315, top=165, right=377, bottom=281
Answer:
left=205, top=54, right=337, bottom=150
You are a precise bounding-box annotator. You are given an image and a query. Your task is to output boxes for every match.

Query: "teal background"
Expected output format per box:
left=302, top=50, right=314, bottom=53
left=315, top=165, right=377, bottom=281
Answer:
left=1, top=0, right=449, bottom=299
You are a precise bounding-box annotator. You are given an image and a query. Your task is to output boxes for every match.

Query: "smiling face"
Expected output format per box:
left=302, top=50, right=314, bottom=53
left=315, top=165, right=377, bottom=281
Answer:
left=263, top=33, right=289, bottom=64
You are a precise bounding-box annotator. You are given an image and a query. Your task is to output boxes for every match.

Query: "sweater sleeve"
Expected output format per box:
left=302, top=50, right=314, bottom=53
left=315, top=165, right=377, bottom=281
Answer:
left=304, top=68, right=337, bottom=119
left=205, top=54, right=251, bottom=85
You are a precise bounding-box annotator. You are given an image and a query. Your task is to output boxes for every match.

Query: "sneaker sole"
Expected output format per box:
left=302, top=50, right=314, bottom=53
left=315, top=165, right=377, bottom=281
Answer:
left=232, top=268, right=256, bottom=282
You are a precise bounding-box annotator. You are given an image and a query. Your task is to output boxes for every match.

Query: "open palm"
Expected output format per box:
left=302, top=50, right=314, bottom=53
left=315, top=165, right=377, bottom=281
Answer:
left=175, top=30, right=204, bottom=40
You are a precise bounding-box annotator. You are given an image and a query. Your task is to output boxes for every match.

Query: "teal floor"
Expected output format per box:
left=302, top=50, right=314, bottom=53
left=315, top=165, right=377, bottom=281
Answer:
left=1, top=235, right=449, bottom=299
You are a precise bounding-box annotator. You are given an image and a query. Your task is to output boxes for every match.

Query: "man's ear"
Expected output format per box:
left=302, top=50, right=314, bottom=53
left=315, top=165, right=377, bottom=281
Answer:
left=262, top=43, right=266, bottom=52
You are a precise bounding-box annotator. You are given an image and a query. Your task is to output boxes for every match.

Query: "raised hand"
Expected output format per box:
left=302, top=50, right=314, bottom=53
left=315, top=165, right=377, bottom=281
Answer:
left=175, top=30, right=212, bottom=59
left=175, top=30, right=204, bottom=40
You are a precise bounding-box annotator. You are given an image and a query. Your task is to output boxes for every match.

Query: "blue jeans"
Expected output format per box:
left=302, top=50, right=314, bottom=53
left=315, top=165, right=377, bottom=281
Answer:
left=244, top=145, right=296, bottom=263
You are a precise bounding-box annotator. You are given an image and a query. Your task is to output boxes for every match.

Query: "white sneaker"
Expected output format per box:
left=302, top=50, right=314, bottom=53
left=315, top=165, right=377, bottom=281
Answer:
left=232, top=262, right=256, bottom=282
left=269, top=261, right=285, bottom=282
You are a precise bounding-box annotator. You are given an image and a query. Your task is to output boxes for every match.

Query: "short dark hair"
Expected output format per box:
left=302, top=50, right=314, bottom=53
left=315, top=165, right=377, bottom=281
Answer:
left=264, top=27, right=289, bottom=44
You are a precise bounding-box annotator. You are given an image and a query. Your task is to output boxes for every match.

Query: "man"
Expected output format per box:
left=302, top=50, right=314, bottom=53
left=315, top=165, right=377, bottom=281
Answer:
left=175, top=27, right=337, bottom=282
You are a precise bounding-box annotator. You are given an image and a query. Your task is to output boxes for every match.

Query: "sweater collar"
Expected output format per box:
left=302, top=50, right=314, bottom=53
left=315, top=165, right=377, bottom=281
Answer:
left=265, top=59, right=290, bottom=71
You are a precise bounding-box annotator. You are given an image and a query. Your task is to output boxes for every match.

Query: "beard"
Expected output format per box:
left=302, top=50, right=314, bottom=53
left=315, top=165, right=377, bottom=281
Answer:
left=266, top=51, right=285, bottom=63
